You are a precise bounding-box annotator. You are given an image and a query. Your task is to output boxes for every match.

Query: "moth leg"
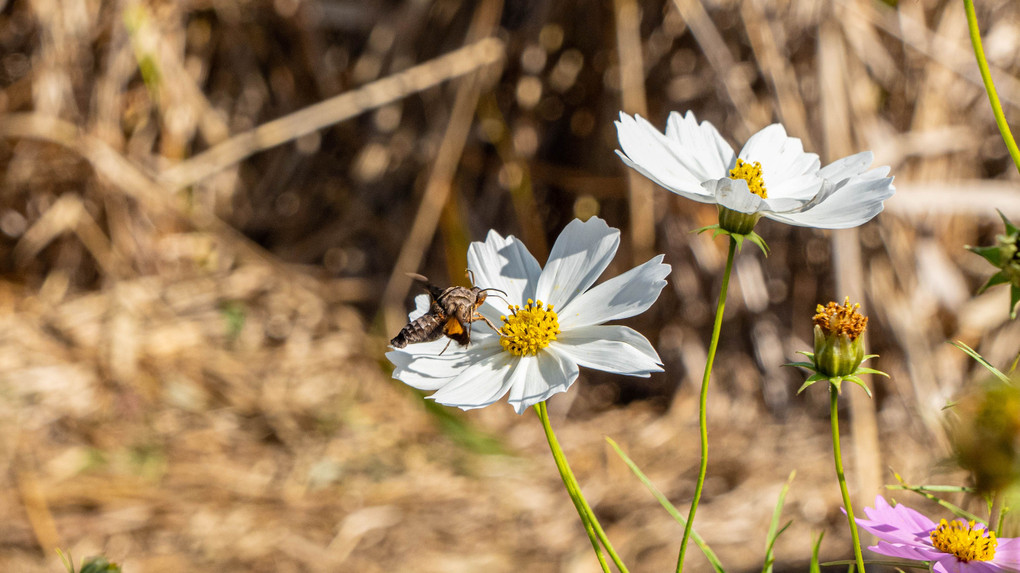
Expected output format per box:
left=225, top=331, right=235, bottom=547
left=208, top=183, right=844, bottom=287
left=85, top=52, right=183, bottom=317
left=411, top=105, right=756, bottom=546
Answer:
left=472, top=312, right=502, bottom=335
left=438, top=338, right=454, bottom=356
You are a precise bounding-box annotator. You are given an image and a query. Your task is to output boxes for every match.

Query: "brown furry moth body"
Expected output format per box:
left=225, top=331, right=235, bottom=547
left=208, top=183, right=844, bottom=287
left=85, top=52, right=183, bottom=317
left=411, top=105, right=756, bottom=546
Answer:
left=390, top=273, right=503, bottom=350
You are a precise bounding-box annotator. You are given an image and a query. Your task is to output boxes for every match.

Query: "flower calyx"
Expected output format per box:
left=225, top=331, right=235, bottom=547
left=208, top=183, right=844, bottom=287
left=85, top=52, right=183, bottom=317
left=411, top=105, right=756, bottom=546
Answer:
left=693, top=224, right=770, bottom=256
left=968, top=210, right=1020, bottom=319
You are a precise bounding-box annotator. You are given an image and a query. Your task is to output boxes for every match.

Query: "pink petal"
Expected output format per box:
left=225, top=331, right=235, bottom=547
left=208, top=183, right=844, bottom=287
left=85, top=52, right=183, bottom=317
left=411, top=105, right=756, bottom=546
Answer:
left=868, top=540, right=942, bottom=562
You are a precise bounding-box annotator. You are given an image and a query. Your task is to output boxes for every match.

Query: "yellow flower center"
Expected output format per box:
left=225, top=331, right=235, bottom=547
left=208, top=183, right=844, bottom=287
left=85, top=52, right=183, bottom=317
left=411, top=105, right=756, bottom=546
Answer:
left=813, top=296, right=868, bottom=341
left=499, top=299, right=560, bottom=357
left=729, top=159, right=767, bottom=198
left=930, top=519, right=997, bottom=562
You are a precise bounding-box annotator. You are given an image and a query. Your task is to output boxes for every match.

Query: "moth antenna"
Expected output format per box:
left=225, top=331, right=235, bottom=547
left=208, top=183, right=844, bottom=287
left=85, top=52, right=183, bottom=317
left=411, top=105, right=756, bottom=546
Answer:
left=486, top=293, right=512, bottom=309
left=478, top=286, right=507, bottom=297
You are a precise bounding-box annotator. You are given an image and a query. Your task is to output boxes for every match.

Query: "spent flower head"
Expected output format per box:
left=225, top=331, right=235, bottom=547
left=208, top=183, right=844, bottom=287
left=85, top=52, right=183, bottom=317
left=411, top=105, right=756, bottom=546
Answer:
left=788, top=297, right=887, bottom=395
left=856, top=496, right=1020, bottom=573
left=615, top=111, right=895, bottom=242
left=952, top=381, right=1020, bottom=494
left=386, top=217, right=670, bottom=414
left=968, top=211, right=1020, bottom=319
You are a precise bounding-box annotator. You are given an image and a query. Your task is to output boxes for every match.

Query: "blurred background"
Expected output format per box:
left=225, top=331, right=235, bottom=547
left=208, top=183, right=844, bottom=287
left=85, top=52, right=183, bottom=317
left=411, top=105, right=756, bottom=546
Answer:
left=1, top=0, right=1019, bottom=571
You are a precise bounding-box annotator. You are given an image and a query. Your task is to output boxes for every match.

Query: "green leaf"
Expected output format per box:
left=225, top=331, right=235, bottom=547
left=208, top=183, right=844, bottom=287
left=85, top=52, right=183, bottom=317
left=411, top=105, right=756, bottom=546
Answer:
left=761, top=521, right=792, bottom=573
left=606, top=437, right=727, bottom=573
left=949, top=340, right=1011, bottom=384
left=762, top=471, right=795, bottom=573
left=821, top=558, right=929, bottom=570
left=80, top=558, right=122, bottom=573
left=56, top=549, right=74, bottom=573
left=887, top=476, right=984, bottom=523
left=809, top=532, right=824, bottom=573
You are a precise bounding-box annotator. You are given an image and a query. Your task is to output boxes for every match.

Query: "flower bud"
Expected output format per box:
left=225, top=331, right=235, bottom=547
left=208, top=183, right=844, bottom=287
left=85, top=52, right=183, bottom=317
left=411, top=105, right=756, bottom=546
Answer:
left=812, top=297, right=868, bottom=378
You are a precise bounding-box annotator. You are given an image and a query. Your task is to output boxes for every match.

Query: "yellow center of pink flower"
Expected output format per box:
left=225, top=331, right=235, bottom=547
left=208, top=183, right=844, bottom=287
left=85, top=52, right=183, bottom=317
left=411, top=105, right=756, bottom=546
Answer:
left=930, top=519, right=996, bottom=562
left=729, top=159, right=767, bottom=199
left=500, top=300, right=560, bottom=357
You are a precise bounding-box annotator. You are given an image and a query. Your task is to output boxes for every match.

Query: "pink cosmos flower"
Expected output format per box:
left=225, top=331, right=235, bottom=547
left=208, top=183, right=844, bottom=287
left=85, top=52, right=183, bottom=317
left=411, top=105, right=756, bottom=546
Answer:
left=856, top=496, right=1020, bottom=573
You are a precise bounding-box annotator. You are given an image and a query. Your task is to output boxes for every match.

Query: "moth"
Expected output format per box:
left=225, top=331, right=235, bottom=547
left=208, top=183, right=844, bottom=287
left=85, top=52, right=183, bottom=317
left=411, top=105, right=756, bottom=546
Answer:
left=390, top=272, right=504, bottom=351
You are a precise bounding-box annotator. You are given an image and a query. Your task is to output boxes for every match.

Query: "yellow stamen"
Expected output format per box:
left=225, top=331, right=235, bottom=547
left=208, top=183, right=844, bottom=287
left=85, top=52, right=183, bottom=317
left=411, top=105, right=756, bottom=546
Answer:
left=729, top=159, right=768, bottom=198
left=499, top=299, right=560, bottom=357
left=930, top=519, right=997, bottom=562
left=813, top=296, right=868, bottom=341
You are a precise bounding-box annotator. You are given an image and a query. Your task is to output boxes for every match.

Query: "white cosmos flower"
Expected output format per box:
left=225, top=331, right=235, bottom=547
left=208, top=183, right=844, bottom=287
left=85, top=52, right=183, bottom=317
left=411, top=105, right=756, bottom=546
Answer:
left=615, top=111, right=895, bottom=231
left=386, top=217, right=669, bottom=414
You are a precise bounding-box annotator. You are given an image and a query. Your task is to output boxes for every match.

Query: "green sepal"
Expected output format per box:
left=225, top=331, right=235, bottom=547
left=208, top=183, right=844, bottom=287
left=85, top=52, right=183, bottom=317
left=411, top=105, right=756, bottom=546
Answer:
left=729, top=231, right=745, bottom=250
left=854, top=367, right=890, bottom=378
left=693, top=224, right=721, bottom=235
left=745, top=231, right=770, bottom=256
left=1011, top=284, right=1020, bottom=319
left=797, top=373, right=828, bottom=394
left=844, top=376, right=873, bottom=398
left=976, top=270, right=1009, bottom=294
left=790, top=352, right=883, bottom=396
left=969, top=244, right=1005, bottom=267
left=1000, top=209, right=1020, bottom=235
left=693, top=225, right=769, bottom=256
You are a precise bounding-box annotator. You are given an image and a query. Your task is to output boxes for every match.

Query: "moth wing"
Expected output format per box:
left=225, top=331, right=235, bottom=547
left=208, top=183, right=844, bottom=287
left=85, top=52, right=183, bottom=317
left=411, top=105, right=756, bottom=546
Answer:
left=443, top=317, right=470, bottom=346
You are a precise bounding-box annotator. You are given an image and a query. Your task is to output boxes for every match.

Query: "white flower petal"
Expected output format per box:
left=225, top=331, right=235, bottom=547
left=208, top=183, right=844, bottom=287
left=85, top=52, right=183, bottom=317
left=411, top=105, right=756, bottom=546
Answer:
left=536, top=217, right=620, bottom=309
left=559, top=255, right=670, bottom=329
left=818, top=151, right=873, bottom=184
left=763, top=167, right=894, bottom=229
left=615, top=113, right=720, bottom=203
left=388, top=336, right=504, bottom=391
left=616, top=152, right=717, bottom=204
left=706, top=178, right=762, bottom=214
left=766, top=172, right=823, bottom=201
left=506, top=349, right=579, bottom=414
left=408, top=293, right=431, bottom=321
left=428, top=349, right=518, bottom=410
left=554, top=325, right=663, bottom=376
left=468, top=229, right=541, bottom=313
left=739, top=124, right=821, bottom=199
left=663, top=111, right=735, bottom=181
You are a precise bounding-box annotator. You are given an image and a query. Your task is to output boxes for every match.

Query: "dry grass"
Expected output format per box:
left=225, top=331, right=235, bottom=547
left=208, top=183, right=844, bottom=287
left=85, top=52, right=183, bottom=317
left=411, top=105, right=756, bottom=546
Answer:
left=1, top=0, right=1019, bottom=571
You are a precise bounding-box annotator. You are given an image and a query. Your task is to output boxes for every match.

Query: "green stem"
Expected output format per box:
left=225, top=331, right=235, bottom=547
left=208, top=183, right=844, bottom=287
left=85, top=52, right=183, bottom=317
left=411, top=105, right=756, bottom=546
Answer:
left=965, top=0, right=1020, bottom=175
left=676, top=237, right=737, bottom=573
left=535, top=401, right=628, bottom=573
left=830, top=384, right=866, bottom=572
